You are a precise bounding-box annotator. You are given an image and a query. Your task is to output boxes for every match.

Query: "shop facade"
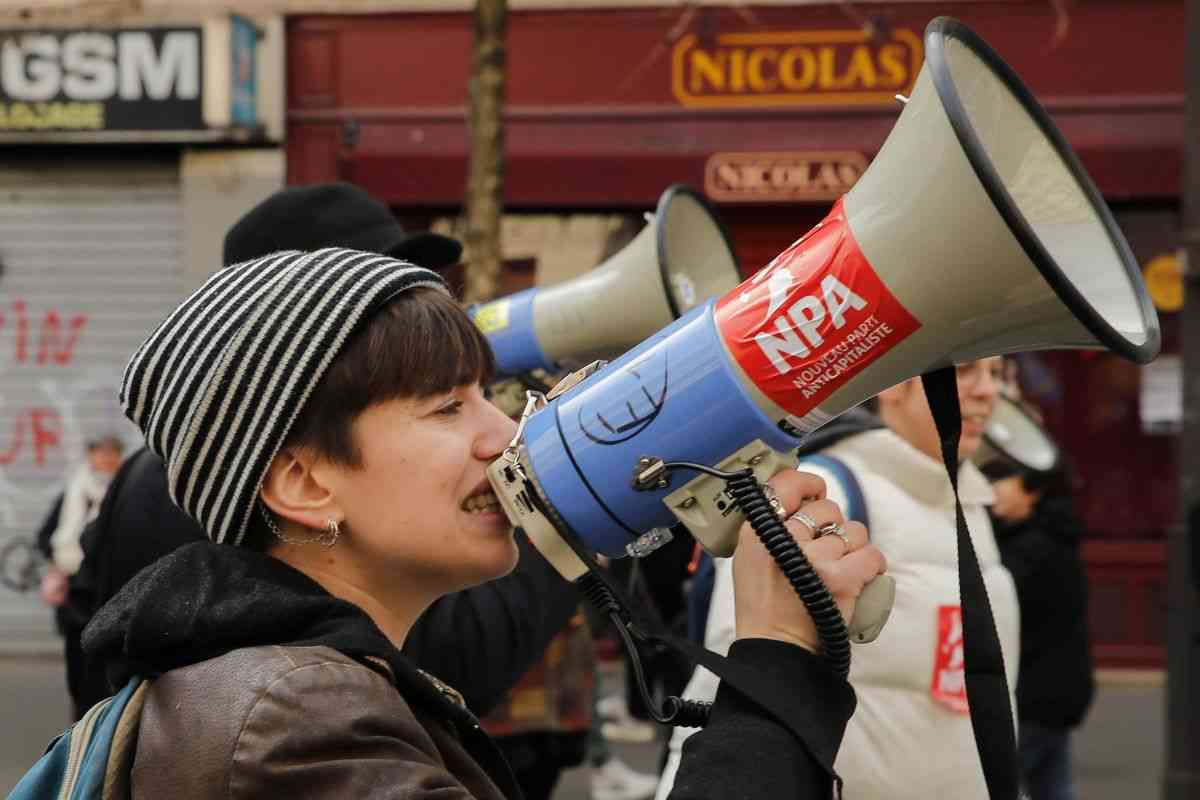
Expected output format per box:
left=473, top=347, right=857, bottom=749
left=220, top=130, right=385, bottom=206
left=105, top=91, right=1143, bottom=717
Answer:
left=0, top=16, right=284, bottom=650
left=286, top=0, right=1184, bottom=667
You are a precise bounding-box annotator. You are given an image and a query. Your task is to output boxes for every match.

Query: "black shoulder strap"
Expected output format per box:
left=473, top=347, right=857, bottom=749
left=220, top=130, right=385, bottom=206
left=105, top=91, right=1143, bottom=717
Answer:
left=922, top=367, right=1019, bottom=800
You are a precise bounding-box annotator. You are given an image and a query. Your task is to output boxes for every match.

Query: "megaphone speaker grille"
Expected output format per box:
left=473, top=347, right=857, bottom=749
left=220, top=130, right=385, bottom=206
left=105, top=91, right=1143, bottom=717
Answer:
left=925, top=17, right=1159, bottom=363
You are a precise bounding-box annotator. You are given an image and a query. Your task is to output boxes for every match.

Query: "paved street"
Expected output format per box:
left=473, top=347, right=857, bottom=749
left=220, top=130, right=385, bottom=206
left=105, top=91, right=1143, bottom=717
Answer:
left=0, top=656, right=1167, bottom=799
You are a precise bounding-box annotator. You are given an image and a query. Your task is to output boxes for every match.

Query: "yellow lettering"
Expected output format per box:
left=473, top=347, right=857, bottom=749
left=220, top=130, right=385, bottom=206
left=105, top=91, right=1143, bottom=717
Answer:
left=818, top=47, right=847, bottom=90
left=772, top=164, right=810, bottom=190
left=747, top=49, right=779, bottom=92
left=0, top=101, right=103, bottom=130
left=837, top=162, right=863, bottom=186
left=779, top=46, right=816, bottom=90
left=741, top=166, right=767, bottom=189
left=729, top=49, right=747, bottom=92
left=690, top=50, right=726, bottom=93
left=12, top=102, right=33, bottom=128
left=716, top=163, right=742, bottom=189
left=878, top=43, right=909, bottom=89
left=793, top=163, right=815, bottom=189
left=816, top=163, right=843, bottom=191
left=843, top=45, right=878, bottom=89
left=678, top=31, right=918, bottom=103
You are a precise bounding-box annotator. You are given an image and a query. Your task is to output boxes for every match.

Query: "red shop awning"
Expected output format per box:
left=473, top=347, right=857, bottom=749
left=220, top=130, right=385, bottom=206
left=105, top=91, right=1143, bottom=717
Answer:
left=294, top=94, right=1182, bottom=208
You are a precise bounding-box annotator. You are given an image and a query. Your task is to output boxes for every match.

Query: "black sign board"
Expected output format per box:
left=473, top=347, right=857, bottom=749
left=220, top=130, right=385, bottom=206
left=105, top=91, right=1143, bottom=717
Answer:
left=0, top=27, right=204, bottom=134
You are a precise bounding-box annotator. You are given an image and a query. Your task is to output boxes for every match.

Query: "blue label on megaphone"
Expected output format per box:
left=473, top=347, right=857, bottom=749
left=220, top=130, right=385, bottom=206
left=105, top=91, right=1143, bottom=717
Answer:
left=522, top=300, right=797, bottom=557
left=469, top=288, right=556, bottom=376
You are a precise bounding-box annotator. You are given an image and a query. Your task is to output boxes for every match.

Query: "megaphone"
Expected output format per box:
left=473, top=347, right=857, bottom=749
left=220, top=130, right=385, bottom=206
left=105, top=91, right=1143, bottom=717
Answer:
left=975, top=395, right=1060, bottom=476
left=488, top=16, right=1159, bottom=636
left=469, top=185, right=742, bottom=376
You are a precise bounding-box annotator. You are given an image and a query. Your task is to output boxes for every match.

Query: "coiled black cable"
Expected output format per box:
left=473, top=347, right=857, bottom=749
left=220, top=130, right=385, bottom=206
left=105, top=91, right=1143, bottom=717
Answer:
left=650, top=461, right=851, bottom=677
left=721, top=469, right=851, bottom=678
left=542, top=457, right=851, bottom=730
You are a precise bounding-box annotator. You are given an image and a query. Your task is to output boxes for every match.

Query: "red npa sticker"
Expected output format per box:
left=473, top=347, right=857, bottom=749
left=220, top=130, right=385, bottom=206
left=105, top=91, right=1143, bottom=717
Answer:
left=930, top=605, right=970, bottom=714
left=714, top=198, right=920, bottom=419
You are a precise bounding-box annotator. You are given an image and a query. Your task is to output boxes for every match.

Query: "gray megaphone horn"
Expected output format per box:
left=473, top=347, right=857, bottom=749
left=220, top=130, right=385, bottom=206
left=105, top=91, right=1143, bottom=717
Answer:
left=975, top=394, right=1060, bottom=476
left=486, top=16, right=1160, bottom=651
left=468, top=185, right=742, bottom=377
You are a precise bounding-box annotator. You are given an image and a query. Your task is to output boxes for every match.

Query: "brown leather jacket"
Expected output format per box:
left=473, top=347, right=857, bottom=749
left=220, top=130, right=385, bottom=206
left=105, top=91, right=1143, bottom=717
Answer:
left=89, top=539, right=853, bottom=800
left=133, top=645, right=509, bottom=799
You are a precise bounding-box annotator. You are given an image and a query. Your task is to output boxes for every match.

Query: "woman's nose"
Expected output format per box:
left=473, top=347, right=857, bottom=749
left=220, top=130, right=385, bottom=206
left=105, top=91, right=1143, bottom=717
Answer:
left=477, top=399, right=518, bottom=461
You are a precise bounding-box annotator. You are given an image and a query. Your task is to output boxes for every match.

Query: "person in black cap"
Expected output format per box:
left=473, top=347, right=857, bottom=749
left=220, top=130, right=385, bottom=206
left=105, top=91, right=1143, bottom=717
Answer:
left=69, top=183, right=576, bottom=717
left=222, top=182, right=463, bottom=268
left=80, top=246, right=881, bottom=798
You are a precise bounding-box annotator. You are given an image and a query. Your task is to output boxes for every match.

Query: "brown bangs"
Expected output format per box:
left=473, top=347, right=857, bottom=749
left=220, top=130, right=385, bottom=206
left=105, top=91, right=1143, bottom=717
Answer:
left=282, top=287, right=495, bottom=468
left=384, top=287, right=496, bottom=399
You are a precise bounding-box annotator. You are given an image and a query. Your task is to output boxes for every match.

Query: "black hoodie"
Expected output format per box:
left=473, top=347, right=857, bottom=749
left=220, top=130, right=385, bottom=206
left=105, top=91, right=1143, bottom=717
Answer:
left=992, top=493, right=1095, bottom=729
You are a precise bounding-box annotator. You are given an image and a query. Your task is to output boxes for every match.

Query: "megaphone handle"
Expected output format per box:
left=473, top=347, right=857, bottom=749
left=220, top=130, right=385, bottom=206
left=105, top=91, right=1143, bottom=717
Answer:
left=724, top=469, right=853, bottom=677
left=848, top=575, right=895, bottom=644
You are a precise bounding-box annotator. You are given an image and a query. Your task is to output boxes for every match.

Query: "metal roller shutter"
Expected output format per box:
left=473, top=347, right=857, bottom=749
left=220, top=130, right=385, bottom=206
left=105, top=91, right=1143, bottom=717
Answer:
left=0, top=158, right=183, bottom=652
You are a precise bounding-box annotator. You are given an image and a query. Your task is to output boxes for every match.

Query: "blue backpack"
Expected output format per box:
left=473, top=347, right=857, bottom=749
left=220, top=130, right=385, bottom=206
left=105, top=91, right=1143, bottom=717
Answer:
left=7, top=677, right=148, bottom=800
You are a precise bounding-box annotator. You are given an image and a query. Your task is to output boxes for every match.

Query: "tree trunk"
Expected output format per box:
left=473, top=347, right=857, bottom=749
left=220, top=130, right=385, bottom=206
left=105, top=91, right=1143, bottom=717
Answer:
left=463, top=0, right=507, bottom=304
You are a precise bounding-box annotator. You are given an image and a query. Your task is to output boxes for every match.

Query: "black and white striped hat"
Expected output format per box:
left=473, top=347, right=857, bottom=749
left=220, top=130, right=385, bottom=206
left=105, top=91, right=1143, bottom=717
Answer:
left=120, top=248, right=448, bottom=546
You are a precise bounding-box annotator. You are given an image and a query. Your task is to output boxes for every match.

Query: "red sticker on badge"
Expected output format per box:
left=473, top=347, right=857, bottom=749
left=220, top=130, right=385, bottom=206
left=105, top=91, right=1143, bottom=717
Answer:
left=930, top=605, right=969, bottom=714
left=714, top=198, right=920, bottom=420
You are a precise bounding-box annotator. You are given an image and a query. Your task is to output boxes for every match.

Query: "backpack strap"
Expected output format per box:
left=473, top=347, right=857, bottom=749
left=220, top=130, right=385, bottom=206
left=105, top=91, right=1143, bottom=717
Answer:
left=800, top=453, right=869, bottom=529
left=101, top=679, right=150, bottom=800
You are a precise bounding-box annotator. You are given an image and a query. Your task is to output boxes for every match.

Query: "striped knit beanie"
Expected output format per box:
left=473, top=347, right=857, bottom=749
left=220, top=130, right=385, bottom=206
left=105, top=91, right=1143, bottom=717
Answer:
left=120, top=248, right=448, bottom=546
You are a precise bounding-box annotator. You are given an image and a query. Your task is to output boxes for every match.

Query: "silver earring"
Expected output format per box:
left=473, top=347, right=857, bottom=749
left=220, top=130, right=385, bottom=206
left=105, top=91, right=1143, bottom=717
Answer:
left=260, top=502, right=341, bottom=547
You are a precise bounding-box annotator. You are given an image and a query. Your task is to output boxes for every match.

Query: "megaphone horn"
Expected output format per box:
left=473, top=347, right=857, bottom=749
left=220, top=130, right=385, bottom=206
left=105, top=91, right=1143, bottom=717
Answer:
left=975, top=395, right=1061, bottom=476
left=468, top=185, right=742, bottom=377
left=488, top=17, right=1159, bottom=640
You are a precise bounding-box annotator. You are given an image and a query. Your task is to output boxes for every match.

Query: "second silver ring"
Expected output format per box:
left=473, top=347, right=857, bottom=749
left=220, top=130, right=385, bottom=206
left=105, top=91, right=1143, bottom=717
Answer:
left=788, top=510, right=820, bottom=534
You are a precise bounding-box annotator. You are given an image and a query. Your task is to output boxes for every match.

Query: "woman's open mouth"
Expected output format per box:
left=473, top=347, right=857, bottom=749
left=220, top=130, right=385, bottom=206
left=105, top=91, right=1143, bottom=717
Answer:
left=461, top=488, right=503, bottom=515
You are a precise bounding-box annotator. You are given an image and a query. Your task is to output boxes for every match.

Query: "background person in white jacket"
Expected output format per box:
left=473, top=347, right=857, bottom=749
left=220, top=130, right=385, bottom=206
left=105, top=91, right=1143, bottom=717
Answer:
left=35, top=435, right=125, bottom=719
left=657, top=358, right=1020, bottom=800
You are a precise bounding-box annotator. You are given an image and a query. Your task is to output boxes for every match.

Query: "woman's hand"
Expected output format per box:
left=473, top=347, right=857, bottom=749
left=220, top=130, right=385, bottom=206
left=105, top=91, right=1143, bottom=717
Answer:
left=39, top=565, right=68, bottom=608
left=732, top=469, right=886, bottom=654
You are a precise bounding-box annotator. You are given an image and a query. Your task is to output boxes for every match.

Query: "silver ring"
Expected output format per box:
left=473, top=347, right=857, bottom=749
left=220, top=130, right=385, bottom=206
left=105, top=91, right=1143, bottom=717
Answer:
left=762, top=484, right=786, bottom=519
left=787, top=510, right=820, bottom=534
left=815, top=521, right=851, bottom=552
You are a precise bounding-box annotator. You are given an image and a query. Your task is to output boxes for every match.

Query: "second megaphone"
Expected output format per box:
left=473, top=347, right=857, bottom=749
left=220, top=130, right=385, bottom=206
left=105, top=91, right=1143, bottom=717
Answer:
left=488, top=16, right=1158, bottom=590
left=468, top=185, right=741, bottom=376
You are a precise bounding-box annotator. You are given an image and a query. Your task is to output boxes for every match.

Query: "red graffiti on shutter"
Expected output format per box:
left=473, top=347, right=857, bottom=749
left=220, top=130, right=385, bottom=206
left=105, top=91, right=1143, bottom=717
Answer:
left=0, top=407, right=63, bottom=467
left=37, top=310, right=88, bottom=365
left=0, top=301, right=88, bottom=365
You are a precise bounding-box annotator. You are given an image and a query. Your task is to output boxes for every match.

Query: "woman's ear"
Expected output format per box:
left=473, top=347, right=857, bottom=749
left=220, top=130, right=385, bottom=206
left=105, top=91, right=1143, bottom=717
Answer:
left=260, top=448, right=343, bottom=531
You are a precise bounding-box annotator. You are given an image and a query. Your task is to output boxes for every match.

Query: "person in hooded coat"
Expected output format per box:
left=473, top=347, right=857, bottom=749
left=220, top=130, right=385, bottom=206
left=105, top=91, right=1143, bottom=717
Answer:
left=70, top=183, right=579, bottom=717
left=985, top=456, right=1094, bottom=800
left=34, top=435, right=124, bottom=719
left=83, top=247, right=886, bottom=799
